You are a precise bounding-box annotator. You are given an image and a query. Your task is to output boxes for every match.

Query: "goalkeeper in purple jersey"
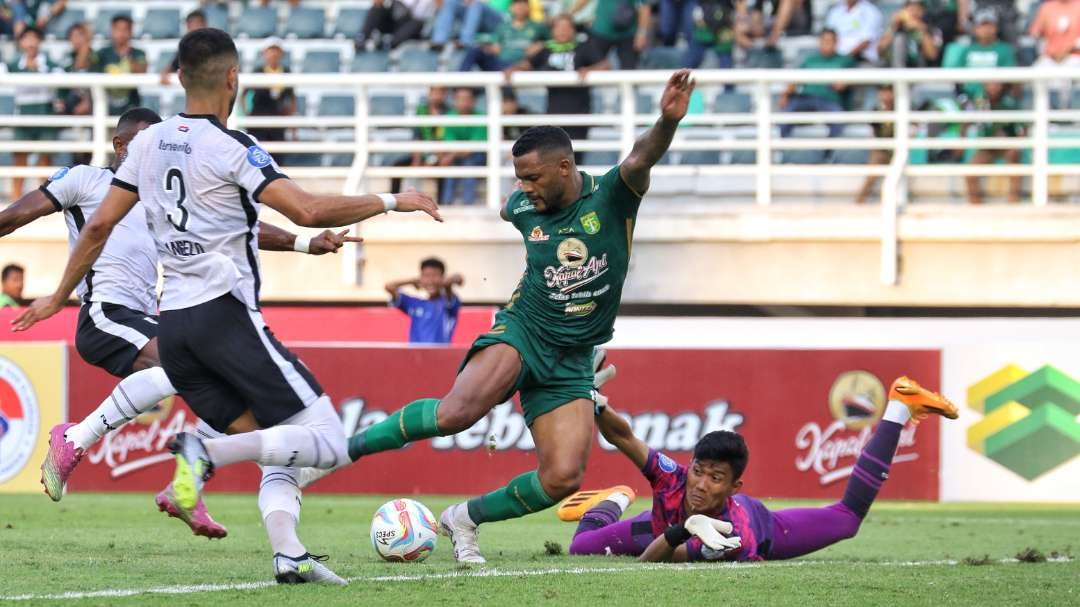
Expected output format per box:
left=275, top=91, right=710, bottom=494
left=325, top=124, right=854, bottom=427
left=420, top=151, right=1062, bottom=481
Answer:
left=565, top=368, right=958, bottom=562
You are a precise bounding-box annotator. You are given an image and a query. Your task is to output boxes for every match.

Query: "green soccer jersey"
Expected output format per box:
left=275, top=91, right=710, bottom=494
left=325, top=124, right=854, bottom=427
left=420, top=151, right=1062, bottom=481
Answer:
left=502, top=166, right=642, bottom=348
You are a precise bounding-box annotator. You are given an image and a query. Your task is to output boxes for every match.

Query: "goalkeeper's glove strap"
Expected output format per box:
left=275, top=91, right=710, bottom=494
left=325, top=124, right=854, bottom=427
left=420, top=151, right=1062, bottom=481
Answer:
left=664, top=523, right=692, bottom=548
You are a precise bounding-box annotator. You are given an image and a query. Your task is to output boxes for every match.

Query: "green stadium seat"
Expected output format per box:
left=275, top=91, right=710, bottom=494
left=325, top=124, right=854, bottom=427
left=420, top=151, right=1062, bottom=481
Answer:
left=235, top=6, right=277, bottom=38
left=319, top=95, right=356, bottom=116
left=286, top=7, right=326, bottom=39
left=203, top=4, right=230, bottom=31
left=370, top=95, right=406, bottom=116
left=397, top=48, right=439, bottom=72
left=334, top=8, right=369, bottom=38
left=302, top=50, right=342, bottom=73
left=45, top=8, right=84, bottom=38
left=714, top=92, right=752, bottom=114
left=143, top=8, right=181, bottom=39
left=351, top=50, right=391, bottom=72
left=95, top=8, right=132, bottom=37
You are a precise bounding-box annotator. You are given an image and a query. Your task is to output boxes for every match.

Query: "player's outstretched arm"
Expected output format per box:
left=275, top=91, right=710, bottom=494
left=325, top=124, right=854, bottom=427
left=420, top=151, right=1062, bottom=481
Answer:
left=259, top=178, right=442, bottom=228
left=12, top=186, right=139, bottom=331
left=256, top=222, right=361, bottom=255
left=619, top=69, right=695, bottom=196
left=639, top=535, right=689, bottom=562
left=596, top=404, right=649, bottom=469
left=0, top=189, right=57, bottom=238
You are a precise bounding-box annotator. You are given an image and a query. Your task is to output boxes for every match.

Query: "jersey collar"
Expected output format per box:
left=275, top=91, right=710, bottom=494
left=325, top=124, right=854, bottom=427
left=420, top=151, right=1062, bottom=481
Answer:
left=577, top=171, right=596, bottom=200
left=178, top=113, right=224, bottom=126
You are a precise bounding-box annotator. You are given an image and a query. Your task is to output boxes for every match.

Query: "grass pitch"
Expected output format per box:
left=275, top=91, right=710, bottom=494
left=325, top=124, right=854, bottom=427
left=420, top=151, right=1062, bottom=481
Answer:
left=0, top=493, right=1077, bottom=606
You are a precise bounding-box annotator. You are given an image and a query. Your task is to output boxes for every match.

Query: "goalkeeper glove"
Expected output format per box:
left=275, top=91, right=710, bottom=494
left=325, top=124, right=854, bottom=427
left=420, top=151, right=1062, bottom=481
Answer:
left=685, top=514, right=742, bottom=555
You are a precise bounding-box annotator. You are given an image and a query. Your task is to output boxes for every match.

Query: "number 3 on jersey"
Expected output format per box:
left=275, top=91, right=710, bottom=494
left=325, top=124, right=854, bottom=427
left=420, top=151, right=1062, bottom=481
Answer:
left=164, top=167, right=189, bottom=232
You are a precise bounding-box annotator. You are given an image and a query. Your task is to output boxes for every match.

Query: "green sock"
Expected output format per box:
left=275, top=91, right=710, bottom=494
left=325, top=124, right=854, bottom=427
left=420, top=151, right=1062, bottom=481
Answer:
left=347, top=398, right=441, bottom=461
left=466, top=471, right=557, bottom=524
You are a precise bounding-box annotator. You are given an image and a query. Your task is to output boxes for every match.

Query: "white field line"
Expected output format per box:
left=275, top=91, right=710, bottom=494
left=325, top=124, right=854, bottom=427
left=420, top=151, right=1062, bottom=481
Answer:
left=1, top=557, right=1073, bottom=602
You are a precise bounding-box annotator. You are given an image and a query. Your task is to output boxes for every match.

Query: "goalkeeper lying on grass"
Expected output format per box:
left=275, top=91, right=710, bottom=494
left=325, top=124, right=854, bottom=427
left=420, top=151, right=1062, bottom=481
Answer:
left=564, top=361, right=958, bottom=562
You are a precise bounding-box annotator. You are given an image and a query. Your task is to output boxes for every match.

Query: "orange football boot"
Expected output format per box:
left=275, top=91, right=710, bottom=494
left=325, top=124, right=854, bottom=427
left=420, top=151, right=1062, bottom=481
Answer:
left=557, top=485, right=636, bottom=522
left=889, top=376, right=959, bottom=424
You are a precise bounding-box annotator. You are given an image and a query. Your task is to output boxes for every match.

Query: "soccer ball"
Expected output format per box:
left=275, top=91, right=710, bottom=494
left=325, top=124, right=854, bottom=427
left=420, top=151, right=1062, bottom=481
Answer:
left=370, top=498, right=439, bottom=562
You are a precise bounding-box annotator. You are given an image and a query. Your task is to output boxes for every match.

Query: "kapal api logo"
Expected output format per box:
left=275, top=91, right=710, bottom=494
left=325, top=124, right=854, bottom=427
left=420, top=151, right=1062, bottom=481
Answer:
left=0, top=356, right=40, bottom=483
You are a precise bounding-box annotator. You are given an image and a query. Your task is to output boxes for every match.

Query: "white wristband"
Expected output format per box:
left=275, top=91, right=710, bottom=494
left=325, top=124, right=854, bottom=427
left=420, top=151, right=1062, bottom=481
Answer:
left=379, top=193, right=397, bottom=212
left=293, top=234, right=311, bottom=253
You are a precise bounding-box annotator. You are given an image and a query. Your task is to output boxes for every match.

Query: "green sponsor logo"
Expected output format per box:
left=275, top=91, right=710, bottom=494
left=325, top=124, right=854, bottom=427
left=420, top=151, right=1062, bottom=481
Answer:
left=967, top=365, right=1080, bottom=480
left=580, top=211, right=601, bottom=235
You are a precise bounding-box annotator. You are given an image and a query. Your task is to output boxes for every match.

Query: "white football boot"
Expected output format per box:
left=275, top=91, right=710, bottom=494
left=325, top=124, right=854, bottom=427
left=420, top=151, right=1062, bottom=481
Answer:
left=439, top=502, right=486, bottom=564
left=273, top=553, right=348, bottom=585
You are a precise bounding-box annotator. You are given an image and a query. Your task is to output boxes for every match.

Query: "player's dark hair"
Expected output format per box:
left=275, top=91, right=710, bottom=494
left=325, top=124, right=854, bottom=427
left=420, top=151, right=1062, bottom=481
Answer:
left=18, top=26, right=43, bottom=42
left=512, top=126, right=573, bottom=158
left=186, top=9, right=207, bottom=24
left=2, top=264, right=24, bottom=282
left=111, top=14, right=134, bottom=28
left=116, top=107, right=162, bottom=133
left=693, top=431, right=749, bottom=480
left=177, top=28, right=239, bottom=92
left=420, top=257, right=446, bottom=274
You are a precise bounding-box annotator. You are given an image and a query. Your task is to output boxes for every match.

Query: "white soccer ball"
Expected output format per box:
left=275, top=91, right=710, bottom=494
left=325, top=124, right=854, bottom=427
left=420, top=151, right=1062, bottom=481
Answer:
left=370, top=498, right=439, bottom=562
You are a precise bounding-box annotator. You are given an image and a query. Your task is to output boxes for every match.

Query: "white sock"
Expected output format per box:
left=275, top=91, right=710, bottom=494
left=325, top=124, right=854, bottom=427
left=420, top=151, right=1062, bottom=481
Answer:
left=203, top=396, right=347, bottom=469
left=194, top=419, right=225, bottom=440
left=883, top=400, right=912, bottom=425
left=608, top=491, right=632, bottom=512
left=203, top=432, right=263, bottom=467
left=260, top=466, right=305, bottom=557
left=66, top=367, right=175, bottom=450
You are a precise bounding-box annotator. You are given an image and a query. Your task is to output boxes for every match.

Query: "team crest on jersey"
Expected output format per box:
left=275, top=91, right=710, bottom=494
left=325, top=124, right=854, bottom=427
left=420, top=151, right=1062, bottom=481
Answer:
left=580, top=211, right=601, bottom=235
left=528, top=226, right=550, bottom=242
left=49, top=167, right=69, bottom=181
left=246, top=145, right=273, bottom=168
left=657, top=453, right=678, bottom=473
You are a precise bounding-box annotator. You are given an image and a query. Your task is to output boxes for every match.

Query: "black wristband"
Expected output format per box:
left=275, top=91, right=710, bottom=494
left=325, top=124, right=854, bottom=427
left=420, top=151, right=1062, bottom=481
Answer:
left=664, top=523, right=692, bottom=548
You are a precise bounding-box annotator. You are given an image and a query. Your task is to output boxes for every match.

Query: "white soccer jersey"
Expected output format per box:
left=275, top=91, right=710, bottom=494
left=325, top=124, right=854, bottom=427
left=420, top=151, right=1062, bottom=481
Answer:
left=40, top=165, right=159, bottom=315
left=112, top=113, right=287, bottom=312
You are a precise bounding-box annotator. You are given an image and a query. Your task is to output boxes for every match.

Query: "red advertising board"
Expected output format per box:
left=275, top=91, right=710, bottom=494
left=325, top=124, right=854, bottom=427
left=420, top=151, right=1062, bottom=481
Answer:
left=67, top=346, right=941, bottom=500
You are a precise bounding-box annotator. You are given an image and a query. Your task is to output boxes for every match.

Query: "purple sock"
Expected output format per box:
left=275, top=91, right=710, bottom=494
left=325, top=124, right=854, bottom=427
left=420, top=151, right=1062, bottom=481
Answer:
left=842, top=419, right=902, bottom=519
left=574, top=500, right=623, bottom=535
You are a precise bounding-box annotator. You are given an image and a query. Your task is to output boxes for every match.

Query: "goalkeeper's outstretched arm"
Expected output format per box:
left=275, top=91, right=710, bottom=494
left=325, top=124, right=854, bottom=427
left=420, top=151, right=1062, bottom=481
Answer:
left=596, top=404, right=649, bottom=469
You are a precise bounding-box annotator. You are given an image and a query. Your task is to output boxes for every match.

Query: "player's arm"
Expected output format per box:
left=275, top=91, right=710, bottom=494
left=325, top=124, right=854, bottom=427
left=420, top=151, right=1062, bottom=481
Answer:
left=619, top=69, right=695, bottom=196
left=385, top=277, right=419, bottom=299
left=442, top=273, right=464, bottom=302
left=12, top=186, right=138, bottom=331
left=596, top=403, right=649, bottom=469
left=258, top=178, right=441, bottom=228
left=639, top=535, right=689, bottom=562
left=256, top=222, right=361, bottom=255
left=0, top=189, right=57, bottom=237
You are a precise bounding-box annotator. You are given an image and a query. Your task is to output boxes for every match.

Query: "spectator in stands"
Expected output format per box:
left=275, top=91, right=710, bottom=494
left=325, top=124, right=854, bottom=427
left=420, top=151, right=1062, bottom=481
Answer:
left=502, top=87, right=532, bottom=140
left=159, top=10, right=208, bottom=85
left=922, top=0, right=968, bottom=47
left=433, top=0, right=505, bottom=49
left=946, top=10, right=1015, bottom=99
left=682, top=0, right=753, bottom=69
left=965, top=81, right=1023, bottom=204
left=824, top=0, right=885, bottom=63
left=385, top=258, right=464, bottom=344
left=98, top=15, right=147, bottom=117
left=0, top=264, right=25, bottom=308
left=11, top=0, right=66, bottom=38
left=439, top=88, right=488, bottom=205
left=459, top=0, right=548, bottom=71
left=7, top=27, right=64, bottom=200
left=657, top=0, right=697, bottom=46
left=63, top=22, right=100, bottom=166
left=974, top=0, right=1020, bottom=42
left=778, top=29, right=855, bottom=144
left=507, top=14, right=608, bottom=158
left=244, top=38, right=297, bottom=146
left=356, top=0, right=436, bottom=50
left=0, top=4, right=14, bottom=37
left=1028, top=0, right=1080, bottom=108
left=391, top=85, right=448, bottom=195
left=856, top=83, right=894, bottom=204
left=877, top=0, right=942, bottom=67
left=756, top=0, right=815, bottom=46
left=571, top=0, right=650, bottom=68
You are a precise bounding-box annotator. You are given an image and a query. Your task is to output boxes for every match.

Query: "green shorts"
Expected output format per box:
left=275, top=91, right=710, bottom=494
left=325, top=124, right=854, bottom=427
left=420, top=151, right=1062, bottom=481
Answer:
left=15, top=103, right=59, bottom=142
left=461, top=309, right=595, bottom=426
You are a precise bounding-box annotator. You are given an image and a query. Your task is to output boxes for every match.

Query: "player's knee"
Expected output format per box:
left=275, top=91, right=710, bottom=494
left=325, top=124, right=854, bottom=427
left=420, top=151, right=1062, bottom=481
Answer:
left=538, top=463, right=584, bottom=500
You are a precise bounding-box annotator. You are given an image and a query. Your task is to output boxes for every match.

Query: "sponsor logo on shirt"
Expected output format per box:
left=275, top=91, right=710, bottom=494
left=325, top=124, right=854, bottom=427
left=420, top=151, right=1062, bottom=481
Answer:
left=177, top=125, right=190, bottom=133
left=514, top=202, right=535, bottom=215
left=564, top=300, right=597, bottom=317
left=247, top=145, right=273, bottom=168
left=528, top=226, right=550, bottom=242
left=657, top=453, right=678, bottom=473
left=557, top=226, right=575, bottom=235
left=545, top=238, right=610, bottom=293
left=158, top=140, right=192, bottom=154
left=49, top=166, right=69, bottom=181
left=580, top=211, right=601, bottom=235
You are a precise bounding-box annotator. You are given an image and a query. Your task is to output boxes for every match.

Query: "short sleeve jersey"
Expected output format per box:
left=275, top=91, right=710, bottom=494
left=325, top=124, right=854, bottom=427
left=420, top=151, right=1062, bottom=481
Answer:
left=502, top=166, right=641, bottom=349
left=394, top=293, right=462, bottom=344
left=641, top=449, right=772, bottom=562
left=39, top=165, right=158, bottom=315
left=112, top=113, right=288, bottom=312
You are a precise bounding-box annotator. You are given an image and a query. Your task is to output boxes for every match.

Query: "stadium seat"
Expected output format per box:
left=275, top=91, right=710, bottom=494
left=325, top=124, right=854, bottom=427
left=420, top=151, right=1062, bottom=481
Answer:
left=783, top=149, right=826, bottom=164
left=443, top=47, right=467, bottom=71
left=351, top=50, right=391, bottom=72
left=334, top=8, right=369, bottom=38
left=235, top=6, right=277, bottom=38
left=744, top=47, right=784, bottom=69
left=515, top=92, right=546, bottom=114
left=296, top=95, right=308, bottom=116
left=329, top=154, right=354, bottom=167
left=318, top=95, right=356, bottom=116
left=583, top=151, right=620, bottom=166
left=636, top=92, right=655, bottom=114
left=714, top=92, right=752, bottom=114
left=143, top=8, right=181, bottom=39
left=152, top=52, right=176, bottom=73
left=285, top=7, right=326, bottom=39
left=831, top=149, right=870, bottom=164
left=640, top=47, right=683, bottom=69
left=397, top=48, right=440, bottom=72
left=95, top=8, right=132, bottom=37
left=302, top=50, right=342, bottom=73
left=1017, top=44, right=1038, bottom=67
left=370, top=95, right=407, bottom=116
left=0, top=95, right=14, bottom=115
left=680, top=150, right=721, bottom=165
left=141, top=94, right=162, bottom=115
left=288, top=153, right=324, bottom=167
left=203, top=3, right=230, bottom=31
left=729, top=149, right=756, bottom=164
left=45, top=8, right=84, bottom=38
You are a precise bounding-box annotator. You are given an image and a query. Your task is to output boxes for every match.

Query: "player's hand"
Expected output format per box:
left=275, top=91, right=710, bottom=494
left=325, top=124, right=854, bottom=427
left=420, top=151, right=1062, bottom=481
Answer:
left=659, top=69, right=696, bottom=125
left=392, top=192, right=443, bottom=222
left=685, top=514, right=742, bottom=553
left=11, top=296, right=64, bottom=332
left=308, top=229, right=362, bottom=255
left=593, top=349, right=617, bottom=390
